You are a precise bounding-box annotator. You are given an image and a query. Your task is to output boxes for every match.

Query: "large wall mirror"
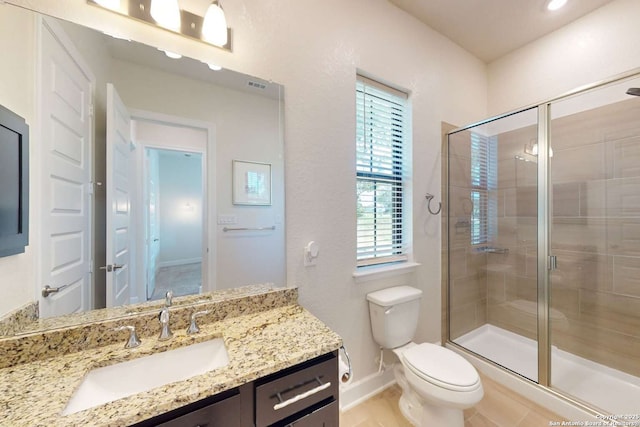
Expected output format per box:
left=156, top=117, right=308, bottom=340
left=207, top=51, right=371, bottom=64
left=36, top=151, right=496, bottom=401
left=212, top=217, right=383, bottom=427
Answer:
left=0, top=3, right=285, bottom=335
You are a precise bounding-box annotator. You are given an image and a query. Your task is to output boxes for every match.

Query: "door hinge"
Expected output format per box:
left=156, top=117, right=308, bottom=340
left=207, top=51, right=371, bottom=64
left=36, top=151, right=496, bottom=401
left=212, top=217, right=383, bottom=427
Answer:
left=88, top=104, right=95, bottom=117
left=548, top=255, right=558, bottom=271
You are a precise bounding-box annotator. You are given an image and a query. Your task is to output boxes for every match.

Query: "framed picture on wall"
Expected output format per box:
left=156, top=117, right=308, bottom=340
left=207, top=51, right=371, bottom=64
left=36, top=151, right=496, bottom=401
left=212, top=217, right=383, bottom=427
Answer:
left=232, top=160, right=272, bottom=206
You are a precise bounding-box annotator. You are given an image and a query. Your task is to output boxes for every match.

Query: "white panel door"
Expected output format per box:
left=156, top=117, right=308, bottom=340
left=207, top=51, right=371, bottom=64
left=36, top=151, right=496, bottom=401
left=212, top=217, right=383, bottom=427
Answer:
left=39, top=18, right=93, bottom=318
left=106, top=84, right=133, bottom=307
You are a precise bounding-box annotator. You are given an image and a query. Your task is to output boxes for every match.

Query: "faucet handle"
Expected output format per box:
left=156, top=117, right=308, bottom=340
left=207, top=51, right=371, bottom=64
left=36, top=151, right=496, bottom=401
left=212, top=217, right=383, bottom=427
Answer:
left=158, top=307, right=173, bottom=341
left=187, top=310, right=210, bottom=335
left=115, top=325, right=142, bottom=349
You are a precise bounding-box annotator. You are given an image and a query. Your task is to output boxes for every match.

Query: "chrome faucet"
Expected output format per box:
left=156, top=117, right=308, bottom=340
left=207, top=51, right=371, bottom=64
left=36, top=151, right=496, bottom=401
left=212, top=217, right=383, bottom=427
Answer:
left=158, top=307, right=173, bottom=341
left=187, top=310, right=210, bottom=335
left=115, top=325, right=141, bottom=349
left=158, top=290, right=174, bottom=341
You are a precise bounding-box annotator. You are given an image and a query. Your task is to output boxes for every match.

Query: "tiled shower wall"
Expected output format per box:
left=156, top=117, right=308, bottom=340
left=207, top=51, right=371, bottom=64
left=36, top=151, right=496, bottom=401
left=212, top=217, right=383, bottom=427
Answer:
left=447, top=97, right=640, bottom=378
left=548, top=97, right=640, bottom=377
left=448, top=129, right=489, bottom=340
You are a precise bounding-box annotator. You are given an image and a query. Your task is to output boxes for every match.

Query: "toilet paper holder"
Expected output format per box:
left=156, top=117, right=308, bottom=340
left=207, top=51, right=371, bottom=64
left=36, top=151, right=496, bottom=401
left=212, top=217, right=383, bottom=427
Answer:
left=339, top=345, right=352, bottom=384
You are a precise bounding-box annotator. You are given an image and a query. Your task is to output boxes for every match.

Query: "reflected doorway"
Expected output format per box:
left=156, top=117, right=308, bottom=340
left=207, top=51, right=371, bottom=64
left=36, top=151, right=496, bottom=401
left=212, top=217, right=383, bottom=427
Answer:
left=144, top=147, right=204, bottom=301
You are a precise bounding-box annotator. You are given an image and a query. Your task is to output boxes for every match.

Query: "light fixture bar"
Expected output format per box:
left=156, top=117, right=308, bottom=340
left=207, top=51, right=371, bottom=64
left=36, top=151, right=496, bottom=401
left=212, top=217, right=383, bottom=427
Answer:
left=87, top=0, right=232, bottom=52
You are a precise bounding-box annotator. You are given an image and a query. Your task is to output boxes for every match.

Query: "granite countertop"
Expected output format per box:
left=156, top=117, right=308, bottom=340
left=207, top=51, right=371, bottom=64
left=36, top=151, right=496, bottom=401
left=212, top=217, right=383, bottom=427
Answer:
left=0, top=303, right=342, bottom=426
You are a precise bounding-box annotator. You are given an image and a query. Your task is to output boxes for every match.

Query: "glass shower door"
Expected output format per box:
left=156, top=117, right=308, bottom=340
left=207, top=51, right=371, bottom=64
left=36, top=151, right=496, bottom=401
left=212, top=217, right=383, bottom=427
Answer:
left=448, top=107, right=540, bottom=381
left=548, top=76, right=640, bottom=413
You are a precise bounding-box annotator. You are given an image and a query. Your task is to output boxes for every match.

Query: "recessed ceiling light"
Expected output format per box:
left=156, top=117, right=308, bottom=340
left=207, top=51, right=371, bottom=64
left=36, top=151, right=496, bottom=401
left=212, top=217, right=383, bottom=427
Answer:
left=547, top=0, right=568, bottom=11
left=207, top=63, right=222, bottom=71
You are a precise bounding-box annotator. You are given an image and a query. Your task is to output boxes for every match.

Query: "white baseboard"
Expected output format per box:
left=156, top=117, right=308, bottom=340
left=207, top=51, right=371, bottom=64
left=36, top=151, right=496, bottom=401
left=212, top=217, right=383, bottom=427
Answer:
left=339, top=368, right=395, bottom=412
left=157, top=258, right=202, bottom=269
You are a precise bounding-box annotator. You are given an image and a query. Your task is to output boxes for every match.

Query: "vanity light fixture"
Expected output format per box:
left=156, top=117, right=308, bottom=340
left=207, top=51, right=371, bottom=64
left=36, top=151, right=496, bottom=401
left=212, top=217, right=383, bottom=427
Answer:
left=546, top=0, right=568, bottom=11
left=94, top=0, right=121, bottom=11
left=150, top=0, right=181, bottom=31
left=202, top=1, right=228, bottom=47
left=87, top=0, right=233, bottom=52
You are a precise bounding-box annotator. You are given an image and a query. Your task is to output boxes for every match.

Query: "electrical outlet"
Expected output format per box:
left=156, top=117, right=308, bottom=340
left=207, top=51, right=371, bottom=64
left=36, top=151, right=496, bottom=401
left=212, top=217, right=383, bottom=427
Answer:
left=217, top=215, right=237, bottom=225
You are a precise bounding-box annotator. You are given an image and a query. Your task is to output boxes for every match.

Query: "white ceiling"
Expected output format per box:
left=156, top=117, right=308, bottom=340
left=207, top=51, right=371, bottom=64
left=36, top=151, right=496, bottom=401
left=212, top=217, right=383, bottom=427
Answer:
left=388, top=0, right=617, bottom=62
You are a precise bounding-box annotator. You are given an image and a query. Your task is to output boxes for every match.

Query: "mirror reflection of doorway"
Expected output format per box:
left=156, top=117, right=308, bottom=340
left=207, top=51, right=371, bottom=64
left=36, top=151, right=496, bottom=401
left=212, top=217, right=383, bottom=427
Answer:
left=145, top=148, right=204, bottom=301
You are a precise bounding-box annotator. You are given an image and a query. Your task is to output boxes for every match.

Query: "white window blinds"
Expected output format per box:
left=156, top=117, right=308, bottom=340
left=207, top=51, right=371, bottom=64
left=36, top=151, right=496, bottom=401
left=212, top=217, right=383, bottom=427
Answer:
left=356, top=75, right=409, bottom=267
left=470, top=132, right=497, bottom=246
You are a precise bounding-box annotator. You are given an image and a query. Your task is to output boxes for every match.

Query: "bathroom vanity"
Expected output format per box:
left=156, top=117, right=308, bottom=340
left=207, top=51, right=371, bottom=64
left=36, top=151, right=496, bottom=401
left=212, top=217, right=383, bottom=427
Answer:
left=0, top=287, right=342, bottom=426
left=134, top=352, right=338, bottom=427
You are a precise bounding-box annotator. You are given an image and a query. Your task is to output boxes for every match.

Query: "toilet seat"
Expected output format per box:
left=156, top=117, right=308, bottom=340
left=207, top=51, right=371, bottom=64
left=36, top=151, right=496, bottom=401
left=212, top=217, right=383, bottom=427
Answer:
left=401, top=343, right=480, bottom=392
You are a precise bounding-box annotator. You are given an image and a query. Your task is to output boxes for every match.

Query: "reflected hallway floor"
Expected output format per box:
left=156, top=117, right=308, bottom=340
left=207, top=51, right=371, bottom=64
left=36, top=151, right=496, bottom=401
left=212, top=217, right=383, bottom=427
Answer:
left=339, top=373, right=567, bottom=426
left=149, top=262, right=202, bottom=301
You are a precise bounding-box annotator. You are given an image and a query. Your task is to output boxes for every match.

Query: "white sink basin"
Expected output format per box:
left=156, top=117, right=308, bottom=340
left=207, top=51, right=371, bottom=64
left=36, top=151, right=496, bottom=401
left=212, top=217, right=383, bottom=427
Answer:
left=62, top=338, right=229, bottom=415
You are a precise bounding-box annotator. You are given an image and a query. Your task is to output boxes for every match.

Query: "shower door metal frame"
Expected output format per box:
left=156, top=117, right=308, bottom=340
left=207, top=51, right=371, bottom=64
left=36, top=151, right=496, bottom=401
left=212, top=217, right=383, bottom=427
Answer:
left=536, top=103, right=551, bottom=388
left=442, top=66, right=640, bottom=417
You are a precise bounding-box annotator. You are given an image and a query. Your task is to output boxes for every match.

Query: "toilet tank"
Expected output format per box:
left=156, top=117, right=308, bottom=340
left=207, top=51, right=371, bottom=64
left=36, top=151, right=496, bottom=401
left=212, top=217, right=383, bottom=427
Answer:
left=367, top=286, right=423, bottom=349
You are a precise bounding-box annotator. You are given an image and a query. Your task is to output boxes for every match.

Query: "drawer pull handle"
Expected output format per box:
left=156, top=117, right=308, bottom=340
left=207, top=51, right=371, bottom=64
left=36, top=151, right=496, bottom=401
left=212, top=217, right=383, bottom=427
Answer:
left=273, top=377, right=332, bottom=411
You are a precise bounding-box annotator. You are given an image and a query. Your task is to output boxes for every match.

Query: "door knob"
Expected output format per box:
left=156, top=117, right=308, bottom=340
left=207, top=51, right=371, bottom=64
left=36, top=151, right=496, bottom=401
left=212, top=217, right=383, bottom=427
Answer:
left=99, top=264, right=123, bottom=272
left=42, top=284, right=71, bottom=297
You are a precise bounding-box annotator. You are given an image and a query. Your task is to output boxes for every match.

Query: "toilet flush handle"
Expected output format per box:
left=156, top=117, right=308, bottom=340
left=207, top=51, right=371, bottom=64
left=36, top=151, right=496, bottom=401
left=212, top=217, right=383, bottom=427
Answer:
left=384, top=306, right=395, bottom=315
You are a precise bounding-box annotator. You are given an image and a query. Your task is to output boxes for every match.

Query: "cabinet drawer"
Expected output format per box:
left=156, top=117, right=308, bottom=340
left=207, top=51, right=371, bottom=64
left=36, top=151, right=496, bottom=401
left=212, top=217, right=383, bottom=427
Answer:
left=284, top=401, right=337, bottom=427
left=255, top=354, right=337, bottom=426
left=157, top=392, right=241, bottom=427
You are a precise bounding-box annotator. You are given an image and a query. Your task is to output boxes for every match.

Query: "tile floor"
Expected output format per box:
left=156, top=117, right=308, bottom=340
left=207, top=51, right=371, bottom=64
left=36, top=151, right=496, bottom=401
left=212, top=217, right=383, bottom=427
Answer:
left=340, top=373, right=567, bottom=426
left=149, top=262, right=202, bottom=300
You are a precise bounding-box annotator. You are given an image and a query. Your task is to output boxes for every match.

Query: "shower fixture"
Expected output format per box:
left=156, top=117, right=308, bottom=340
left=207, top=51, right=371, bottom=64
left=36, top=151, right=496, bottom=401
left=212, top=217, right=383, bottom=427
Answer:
left=524, top=138, right=553, bottom=157
left=626, top=88, right=640, bottom=96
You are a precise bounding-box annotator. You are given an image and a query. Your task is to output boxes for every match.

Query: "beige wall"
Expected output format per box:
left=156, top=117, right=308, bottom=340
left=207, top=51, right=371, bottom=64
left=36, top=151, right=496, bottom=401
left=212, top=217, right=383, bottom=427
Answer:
left=488, top=0, right=640, bottom=115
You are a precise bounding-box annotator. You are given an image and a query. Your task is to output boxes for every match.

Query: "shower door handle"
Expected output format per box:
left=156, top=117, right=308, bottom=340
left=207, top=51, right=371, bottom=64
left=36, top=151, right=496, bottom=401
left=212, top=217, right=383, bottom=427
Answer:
left=548, top=255, right=558, bottom=271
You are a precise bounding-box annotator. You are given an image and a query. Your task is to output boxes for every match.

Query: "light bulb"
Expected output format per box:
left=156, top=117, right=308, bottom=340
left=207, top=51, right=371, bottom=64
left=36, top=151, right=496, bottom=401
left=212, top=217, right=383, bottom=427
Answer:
left=202, top=2, right=228, bottom=47
left=94, top=0, right=121, bottom=11
left=547, top=0, right=568, bottom=11
left=150, top=0, right=181, bottom=31
left=207, top=63, right=222, bottom=71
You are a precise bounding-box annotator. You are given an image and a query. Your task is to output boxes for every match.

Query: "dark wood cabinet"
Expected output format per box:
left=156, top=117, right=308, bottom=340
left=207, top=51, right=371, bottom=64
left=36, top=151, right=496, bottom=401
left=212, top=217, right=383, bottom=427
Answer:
left=131, top=351, right=338, bottom=427
left=255, top=352, right=338, bottom=427
left=156, top=391, right=241, bottom=427
left=130, top=384, right=253, bottom=427
left=282, top=400, right=338, bottom=427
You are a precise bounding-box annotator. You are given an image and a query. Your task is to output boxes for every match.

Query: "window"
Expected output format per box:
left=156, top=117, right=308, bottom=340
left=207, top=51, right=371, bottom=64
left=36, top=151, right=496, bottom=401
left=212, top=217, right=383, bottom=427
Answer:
left=356, top=75, right=409, bottom=267
left=470, top=132, right=497, bottom=246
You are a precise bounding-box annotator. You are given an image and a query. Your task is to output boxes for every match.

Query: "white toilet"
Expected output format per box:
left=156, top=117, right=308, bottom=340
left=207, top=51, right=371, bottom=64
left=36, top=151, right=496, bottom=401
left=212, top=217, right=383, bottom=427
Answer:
left=367, top=286, right=483, bottom=427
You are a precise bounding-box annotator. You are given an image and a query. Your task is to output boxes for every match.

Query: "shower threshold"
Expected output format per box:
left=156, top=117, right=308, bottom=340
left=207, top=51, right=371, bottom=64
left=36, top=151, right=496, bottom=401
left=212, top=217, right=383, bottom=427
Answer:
left=455, top=324, right=640, bottom=415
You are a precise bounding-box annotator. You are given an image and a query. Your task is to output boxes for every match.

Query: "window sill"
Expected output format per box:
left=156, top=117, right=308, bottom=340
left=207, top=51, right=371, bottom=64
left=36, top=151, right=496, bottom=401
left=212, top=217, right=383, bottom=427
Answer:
left=352, top=262, right=421, bottom=284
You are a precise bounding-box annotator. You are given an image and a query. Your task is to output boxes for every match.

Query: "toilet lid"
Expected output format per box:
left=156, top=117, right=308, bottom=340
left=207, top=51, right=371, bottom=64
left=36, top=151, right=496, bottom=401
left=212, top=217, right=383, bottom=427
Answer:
left=402, top=343, right=479, bottom=391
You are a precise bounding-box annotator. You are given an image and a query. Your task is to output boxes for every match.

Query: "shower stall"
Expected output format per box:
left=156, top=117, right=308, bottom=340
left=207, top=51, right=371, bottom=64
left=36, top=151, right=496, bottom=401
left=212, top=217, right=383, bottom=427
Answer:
left=445, top=70, right=640, bottom=416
